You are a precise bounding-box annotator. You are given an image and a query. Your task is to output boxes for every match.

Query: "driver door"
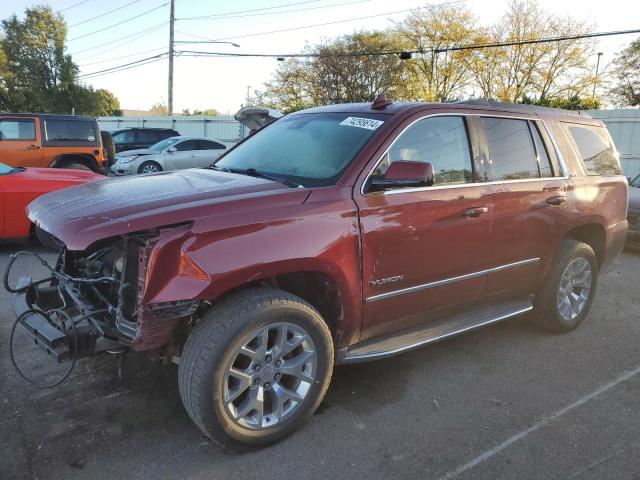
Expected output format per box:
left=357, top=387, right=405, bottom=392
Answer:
left=355, top=115, right=494, bottom=342
left=165, top=139, right=199, bottom=170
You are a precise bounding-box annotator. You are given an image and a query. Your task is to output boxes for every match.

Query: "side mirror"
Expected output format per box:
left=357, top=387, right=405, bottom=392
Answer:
left=369, top=161, right=434, bottom=192
left=167, top=147, right=177, bottom=153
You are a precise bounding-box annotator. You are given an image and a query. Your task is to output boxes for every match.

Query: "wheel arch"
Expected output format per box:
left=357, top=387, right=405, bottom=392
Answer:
left=563, top=222, right=606, bottom=267
left=49, top=154, right=101, bottom=172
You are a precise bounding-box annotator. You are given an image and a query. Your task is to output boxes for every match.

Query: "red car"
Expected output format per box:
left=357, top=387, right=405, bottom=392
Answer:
left=8, top=99, right=628, bottom=448
left=0, top=162, right=103, bottom=245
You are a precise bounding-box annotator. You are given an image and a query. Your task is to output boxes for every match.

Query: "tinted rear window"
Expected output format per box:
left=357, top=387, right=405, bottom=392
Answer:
left=564, top=124, right=621, bottom=176
left=45, top=119, right=97, bottom=142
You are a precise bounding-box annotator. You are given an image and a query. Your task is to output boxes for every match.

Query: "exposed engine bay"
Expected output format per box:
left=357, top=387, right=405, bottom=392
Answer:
left=5, top=232, right=200, bottom=387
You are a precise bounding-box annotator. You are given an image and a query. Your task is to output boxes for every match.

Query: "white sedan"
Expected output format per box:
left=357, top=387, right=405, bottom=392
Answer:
left=111, top=136, right=228, bottom=175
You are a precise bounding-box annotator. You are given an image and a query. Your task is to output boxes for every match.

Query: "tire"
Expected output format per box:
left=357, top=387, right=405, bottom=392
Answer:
left=533, top=239, right=598, bottom=333
left=35, top=225, right=64, bottom=251
left=178, top=287, right=334, bottom=449
left=138, top=161, right=162, bottom=174
left=61, top=162, right=92, bottom=171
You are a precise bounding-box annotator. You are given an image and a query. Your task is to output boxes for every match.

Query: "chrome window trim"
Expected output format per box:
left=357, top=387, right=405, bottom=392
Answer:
left=366, top=257, right=540, bottom=303
left=360, top=112, right=570, bottom=197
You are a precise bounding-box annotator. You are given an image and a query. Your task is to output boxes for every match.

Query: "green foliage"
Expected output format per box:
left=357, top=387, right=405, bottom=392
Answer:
left=521, top=94, right=600, bottom=110
left=609, top=37, right=640, bottom=107
left=150, top=103, right=169, bottom=115
left=0, top=5, right=120, bottom=115
left=181, top=107, right=221, bottom=116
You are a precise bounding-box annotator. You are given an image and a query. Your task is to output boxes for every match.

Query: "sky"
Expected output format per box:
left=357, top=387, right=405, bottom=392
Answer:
left=1, top=0, right=639, bottom=114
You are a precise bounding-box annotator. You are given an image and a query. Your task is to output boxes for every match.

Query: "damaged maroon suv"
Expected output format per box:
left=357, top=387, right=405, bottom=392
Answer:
left=6, top=99, right=628, bottom=448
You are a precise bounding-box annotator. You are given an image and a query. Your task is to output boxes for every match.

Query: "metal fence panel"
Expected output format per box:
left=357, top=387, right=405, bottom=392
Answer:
left=98, top=115, right=246, bottom=144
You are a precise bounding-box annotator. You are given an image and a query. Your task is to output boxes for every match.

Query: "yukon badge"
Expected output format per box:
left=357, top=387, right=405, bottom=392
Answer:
left=370, top=274, right=404, bottom=287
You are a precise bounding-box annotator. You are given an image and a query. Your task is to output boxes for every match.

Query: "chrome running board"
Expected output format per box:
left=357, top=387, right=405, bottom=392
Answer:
left=342, top=297, right=533, bottom=364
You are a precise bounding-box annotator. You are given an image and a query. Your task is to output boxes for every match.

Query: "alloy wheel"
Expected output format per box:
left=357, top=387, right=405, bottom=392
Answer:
left=222, top=322, right=317, bottom=430
left=557, top=257, right=592, bottom=321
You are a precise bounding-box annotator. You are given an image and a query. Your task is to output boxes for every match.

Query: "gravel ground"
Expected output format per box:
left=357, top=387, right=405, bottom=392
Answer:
left=1, top=243, right=639, bottom=480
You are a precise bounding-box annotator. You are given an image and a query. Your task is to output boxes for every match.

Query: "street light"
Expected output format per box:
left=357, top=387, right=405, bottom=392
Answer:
left=592, top=51, right=603, bottom=98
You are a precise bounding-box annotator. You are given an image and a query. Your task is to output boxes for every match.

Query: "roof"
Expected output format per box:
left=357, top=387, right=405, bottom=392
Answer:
left=112, top=126, right=180, bottom=132
left=294, top=100, right=594, bottom=122
left=0, top=112, right=97, bottom=121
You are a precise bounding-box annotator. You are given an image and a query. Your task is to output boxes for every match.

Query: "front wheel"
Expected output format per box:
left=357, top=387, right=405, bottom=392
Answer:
left=533, top=239, right=598, bottom=332
left=138, top=161, right=162, bottom=174
left=178, top=288, right=334, bottom=449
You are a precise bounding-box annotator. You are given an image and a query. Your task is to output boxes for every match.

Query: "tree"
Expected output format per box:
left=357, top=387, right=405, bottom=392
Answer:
left=181, top=107, right=221, bottom=116
left=608, top=37, right=640, bottom=106
left=256, top=31, right=410, bottom=112
left=149, top=102, right=169, bottom=115
left=468, top=0, right=594, bottom=103
left=0, top=5, right=121, bottom=115
left=395, top=3, right=479, bottom=101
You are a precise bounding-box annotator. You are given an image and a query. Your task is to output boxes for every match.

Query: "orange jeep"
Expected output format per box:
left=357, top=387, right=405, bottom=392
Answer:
left=0, top=113, right=110, bottom=172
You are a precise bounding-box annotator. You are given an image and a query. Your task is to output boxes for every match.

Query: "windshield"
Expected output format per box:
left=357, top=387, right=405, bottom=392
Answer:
left=0, top=162, right=18, bottom=175
left=150, top=137, right=180, bottom=152
left=214, top=112, right=388, bottom=187
left=630, top=174, right=640, bottom=188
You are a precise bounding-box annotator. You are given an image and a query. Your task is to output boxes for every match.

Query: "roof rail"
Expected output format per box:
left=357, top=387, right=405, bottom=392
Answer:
left=455, top=99, right=586, bottom=116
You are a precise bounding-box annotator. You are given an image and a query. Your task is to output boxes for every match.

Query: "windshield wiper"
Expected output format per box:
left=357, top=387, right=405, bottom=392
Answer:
left=212, top=166, right=300, bottom=188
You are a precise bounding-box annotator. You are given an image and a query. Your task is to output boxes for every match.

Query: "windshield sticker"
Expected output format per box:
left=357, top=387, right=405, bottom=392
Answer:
left=339, top=117, right=384, bottom=131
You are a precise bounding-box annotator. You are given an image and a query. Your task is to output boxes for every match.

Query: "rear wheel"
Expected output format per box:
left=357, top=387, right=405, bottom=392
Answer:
left=138, top=161, right=162, bottom=174
left=534, top=239, right=598, bottom=332
left=178, top=288, right=334, bottom=449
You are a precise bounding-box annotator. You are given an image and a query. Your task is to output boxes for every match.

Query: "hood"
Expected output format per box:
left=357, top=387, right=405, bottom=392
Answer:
left=234, top=106, right=283, bottom=130
left=629, top=186, right=640, bottom=212
left=116, top=148, right=157, bottom=157
left=18, top=167, right=104, bottom=182
left=28, top=168, right=306, bottom=250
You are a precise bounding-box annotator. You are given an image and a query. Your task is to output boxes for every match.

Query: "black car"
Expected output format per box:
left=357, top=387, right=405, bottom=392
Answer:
left=628, top=174, right=640, bottom=247
left=111, top=127, right=180, bottom=153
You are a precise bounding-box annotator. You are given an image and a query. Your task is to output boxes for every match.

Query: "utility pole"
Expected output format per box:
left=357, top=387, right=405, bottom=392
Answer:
left=168, top=0, right=175, bottom=115
left=592, top=51, right=603, bottom=98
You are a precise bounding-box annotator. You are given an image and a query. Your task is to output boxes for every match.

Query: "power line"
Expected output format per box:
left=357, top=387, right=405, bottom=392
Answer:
left=207, top=3, right=461, bottom=42
left=175, top=27, right=640, bottom=60
left=70, top=22, right=167, bottom=58
left=79, top=53, right=168, bottom=78
left=69, top=0, right=140, bottom=28
left=178, top=0, right=326, bottom=21
left=178, top=0, right=373, bottom=21
left=77, top=47, right=168, bottom=67
left=68, top=2, right=168, bottom=42
left=61, top=0, right=92, bottom=12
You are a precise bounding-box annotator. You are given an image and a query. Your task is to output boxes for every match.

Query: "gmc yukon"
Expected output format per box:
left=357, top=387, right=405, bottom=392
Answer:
left=6, top=98, right=628, bottom=448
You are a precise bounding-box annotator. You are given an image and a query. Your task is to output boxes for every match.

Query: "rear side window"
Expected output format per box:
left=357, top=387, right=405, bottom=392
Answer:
left=45, top=119, right=96, bottom=142
left=481, top=117, right=539, bottom=180
left=373, top=116, right=473, bottom=185
left=0, top=119, right=36, bottom=140
left=564, top=124, right=621, bottom=176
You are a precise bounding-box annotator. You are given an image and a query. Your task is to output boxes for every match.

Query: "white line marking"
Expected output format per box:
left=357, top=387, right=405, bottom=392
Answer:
left=436, top=364, right=640, bottom=480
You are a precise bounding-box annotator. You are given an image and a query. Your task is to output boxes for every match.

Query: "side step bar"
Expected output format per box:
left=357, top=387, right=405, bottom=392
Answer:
left=342, top=297, right=533, bottom=364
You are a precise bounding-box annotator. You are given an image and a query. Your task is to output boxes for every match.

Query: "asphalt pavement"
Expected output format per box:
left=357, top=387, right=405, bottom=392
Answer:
left=1, top=243, right=639, bottom=480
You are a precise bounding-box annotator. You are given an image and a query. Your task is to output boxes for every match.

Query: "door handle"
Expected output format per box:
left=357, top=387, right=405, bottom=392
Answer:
left=546, top=195, right=566, bottom=206
left=461, top=206, right=489, bottom=218
left=26, top=144, right=40, bottom=150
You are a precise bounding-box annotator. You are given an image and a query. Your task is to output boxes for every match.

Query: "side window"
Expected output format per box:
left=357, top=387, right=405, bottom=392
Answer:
left=481, top=117, right=539, bottom=180
left=175, top=140, right=198, bottom=151
left=373, top=116, right=473, bottom=185
left=530, top=122, right=553, bottom=178
left=0, top=119, right=36, bottom=140
left=113, top=131, right=135, bottom=144
left=564, top=124, right=621, bottom=176
left=45, top=119, right=96, bottom=142
left=138, top=130, right=160, bottom=143
left=198, top=140, right=225, bottom=150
